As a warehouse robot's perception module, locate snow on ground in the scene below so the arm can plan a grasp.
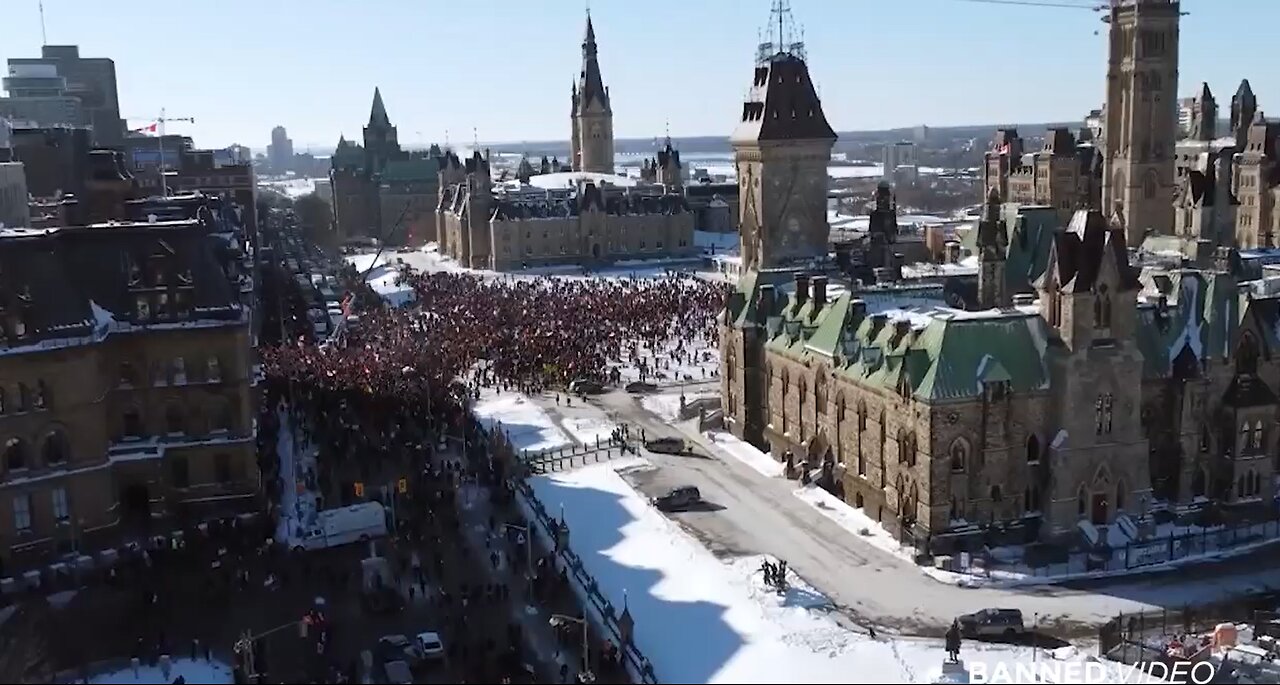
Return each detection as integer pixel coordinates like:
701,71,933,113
705,431,784,478
794,484,915,562
275,406,321,547
561,416,617,446
88,657,233,684
473,390,571,454
258,177,320,199
528,460,1144,683
640,391,718,423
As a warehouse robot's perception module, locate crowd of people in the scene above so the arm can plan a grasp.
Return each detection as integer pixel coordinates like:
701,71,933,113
261,268,730,404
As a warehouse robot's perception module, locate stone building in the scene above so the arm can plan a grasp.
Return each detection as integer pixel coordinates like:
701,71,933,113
983,127,1101,225
721,3,1276,555
329,89,441,245
434,14,695,271
1101,0,1181,245
571,14,614,174
436,148,695,271
0,162,27,229
0,196,257,571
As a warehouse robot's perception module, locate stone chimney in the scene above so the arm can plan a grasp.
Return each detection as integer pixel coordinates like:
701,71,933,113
755,284,776,324
811,275,828,308
794,274,810,308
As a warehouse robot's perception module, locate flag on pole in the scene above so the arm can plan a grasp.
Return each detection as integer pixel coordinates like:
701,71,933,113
131,122,158,135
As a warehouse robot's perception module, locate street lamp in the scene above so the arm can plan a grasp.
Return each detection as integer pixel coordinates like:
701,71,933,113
549,613,591,678
504,522,533,577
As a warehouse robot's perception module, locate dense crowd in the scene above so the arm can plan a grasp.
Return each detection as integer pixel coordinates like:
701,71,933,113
262,269,730,401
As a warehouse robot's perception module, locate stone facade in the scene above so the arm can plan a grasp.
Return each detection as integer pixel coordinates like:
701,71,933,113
993,128,1102,225
1101,0,1181,244
0,199,257,571
329,89,441,245
571,14,614,174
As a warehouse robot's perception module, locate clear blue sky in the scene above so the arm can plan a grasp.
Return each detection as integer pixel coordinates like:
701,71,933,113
3,0,1272,151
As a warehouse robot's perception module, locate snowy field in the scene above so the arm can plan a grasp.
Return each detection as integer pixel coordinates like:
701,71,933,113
561,415,617,445
274,406,322,547
473,391,571,454
88,657,233,684
528,459,1148,684
258,177,320,199
704,431,784,478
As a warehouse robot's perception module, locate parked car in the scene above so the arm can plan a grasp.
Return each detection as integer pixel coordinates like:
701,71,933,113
645,437,687,455
415,631,446,660
956,608,1026,639
625,381,657,394
651,486,701,512
383,660,414,685
378,635,422,667
569,378,604,395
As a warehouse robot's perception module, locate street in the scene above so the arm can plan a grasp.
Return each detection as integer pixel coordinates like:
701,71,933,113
528,386,1280,639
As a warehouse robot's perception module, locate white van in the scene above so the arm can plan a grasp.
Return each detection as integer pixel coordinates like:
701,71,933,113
297,502,388,551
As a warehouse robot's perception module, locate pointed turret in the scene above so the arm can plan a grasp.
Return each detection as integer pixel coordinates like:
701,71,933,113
977,188,1009,309
1189,82,1217,142
368,87,391,128
1232,79,1258,146
575,13,610,115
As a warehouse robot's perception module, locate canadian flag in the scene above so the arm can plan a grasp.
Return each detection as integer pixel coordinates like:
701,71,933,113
131,122,158,135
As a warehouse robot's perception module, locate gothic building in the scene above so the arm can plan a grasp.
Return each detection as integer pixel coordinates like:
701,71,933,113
982,128,1102,225
329,89,443,245
721,4,1277,555
434,15,695,271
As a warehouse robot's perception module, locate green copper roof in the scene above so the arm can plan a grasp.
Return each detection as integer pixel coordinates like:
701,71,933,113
381,157,439,182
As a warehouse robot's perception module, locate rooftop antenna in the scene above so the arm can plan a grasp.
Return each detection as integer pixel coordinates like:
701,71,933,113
444,129,450,149
38,0,47,45
472,127,478,150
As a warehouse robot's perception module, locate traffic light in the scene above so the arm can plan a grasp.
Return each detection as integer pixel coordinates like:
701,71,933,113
397,478,408,494
354,482,364,498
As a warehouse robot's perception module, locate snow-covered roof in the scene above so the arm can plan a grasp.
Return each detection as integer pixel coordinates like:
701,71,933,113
509,171,639,190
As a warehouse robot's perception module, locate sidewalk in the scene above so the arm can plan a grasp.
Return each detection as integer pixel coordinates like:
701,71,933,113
431,439,585,684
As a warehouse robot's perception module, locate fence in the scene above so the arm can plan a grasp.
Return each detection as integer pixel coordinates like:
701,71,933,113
521,436,633,474
1100,593,1280,677
480,423,659,684
950,517,1280,580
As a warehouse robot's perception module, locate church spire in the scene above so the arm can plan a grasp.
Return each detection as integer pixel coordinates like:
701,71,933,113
575,11,610,115
368,87,391,128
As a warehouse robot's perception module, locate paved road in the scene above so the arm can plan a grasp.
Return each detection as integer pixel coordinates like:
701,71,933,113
534,388,1280,638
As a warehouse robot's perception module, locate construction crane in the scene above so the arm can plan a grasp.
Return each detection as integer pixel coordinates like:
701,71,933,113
950,0,1187,33
129,108,195,196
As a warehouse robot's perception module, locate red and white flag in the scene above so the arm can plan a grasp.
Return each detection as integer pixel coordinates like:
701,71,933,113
131,122,158,135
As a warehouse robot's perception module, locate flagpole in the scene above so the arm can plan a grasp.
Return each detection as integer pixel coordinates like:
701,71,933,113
159,107,167,197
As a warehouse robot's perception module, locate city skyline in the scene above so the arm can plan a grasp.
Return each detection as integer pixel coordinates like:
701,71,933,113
2,0,1275,151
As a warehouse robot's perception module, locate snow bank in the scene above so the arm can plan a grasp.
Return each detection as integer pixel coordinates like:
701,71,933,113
89,657,233,684
794,484,916,563
529,461,1138,683
705,431,784,477
473,392,571,454
640,392,717,423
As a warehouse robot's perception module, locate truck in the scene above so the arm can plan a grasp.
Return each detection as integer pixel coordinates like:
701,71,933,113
295,502,388,552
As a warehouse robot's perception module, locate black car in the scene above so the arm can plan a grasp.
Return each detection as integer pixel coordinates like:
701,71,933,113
645,437,686,455
625,381,657,394
651,486,701,512
569,378,605,395
956,608,1026,639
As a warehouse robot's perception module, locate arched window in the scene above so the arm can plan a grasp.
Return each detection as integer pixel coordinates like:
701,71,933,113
1026,434,1041,464
1253,420,1264,451
42,430,68,464
857,401,867,432
1116,481,1126,512
1238,474,1247,498
17,383,31,412
950,439,968,473
1241,422,1251,453
1077,486,1087,517
1143,171,1158,199
815,374,828,413
119,362,137,387
165,403,184,434
1192,468,1207,497
1199,425,1210,452
35,380,49,410
4,437,27,471
1094,284,1111,328
836,394,846,423
991,485,1003,503
1025,485,1042,512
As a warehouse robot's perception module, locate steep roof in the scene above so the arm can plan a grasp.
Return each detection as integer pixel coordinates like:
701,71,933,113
730,53,837,144
381,157,439,183
368,87,391,128
1043,209,1140,293
575,13,610,114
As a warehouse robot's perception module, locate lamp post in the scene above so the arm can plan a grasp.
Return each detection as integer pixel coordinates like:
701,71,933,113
505,522,533,577
549,613,591,680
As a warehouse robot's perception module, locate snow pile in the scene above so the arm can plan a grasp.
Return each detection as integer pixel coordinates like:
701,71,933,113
473,391,571,454
705,431,784,478
89,657,233,684
561,416,617,446
528,461,1139,683
274,406,321,547
794,485,915,562
640,392,718,423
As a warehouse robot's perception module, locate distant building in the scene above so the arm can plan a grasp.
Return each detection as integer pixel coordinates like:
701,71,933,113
0,63,86,129
883,141,917,187
0,161,28,228
983,127,1100,224
7,46,124,147
1177,96,1197,137
436,14,694,270
10,125,94,201
329,88,441,245
268,126,293,174
913,125,929,145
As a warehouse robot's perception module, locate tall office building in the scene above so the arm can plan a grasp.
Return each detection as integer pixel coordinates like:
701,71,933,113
0,64,86,129
268,125,293,173
7,46,124,146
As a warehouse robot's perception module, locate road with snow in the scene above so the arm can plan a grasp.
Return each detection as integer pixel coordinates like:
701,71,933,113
548,388,1280,638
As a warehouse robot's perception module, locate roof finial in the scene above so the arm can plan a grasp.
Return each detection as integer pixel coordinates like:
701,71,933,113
664,120,670,146
472,127,478,149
